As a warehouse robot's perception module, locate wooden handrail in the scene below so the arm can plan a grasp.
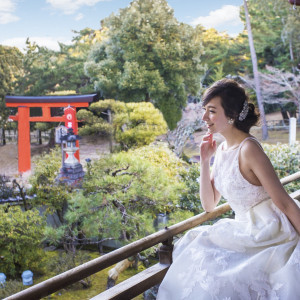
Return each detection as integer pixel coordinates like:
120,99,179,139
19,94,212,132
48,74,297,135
280,171,300,185
90,263,170,300
5,171,300,300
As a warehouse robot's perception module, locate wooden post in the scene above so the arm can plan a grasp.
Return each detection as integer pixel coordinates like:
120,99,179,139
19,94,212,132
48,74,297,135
18,106,31,173
159,237,173,265
1,128,6,145
289,117,296,146
108,109,113,153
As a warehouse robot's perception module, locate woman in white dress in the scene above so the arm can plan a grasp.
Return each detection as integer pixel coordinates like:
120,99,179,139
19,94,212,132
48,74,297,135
157,79,300,300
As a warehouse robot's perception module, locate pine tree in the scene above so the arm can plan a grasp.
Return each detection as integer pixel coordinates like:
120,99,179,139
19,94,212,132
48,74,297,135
0,45,23,144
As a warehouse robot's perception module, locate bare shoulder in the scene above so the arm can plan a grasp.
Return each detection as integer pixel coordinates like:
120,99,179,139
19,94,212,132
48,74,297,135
240,138,265,155
240,138,270,166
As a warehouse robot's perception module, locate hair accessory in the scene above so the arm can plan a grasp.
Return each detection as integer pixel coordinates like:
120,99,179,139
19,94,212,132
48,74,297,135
238,101,249,121
228,118,234,125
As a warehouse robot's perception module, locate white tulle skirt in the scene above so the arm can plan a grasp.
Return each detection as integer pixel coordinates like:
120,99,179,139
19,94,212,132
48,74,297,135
157,199,300,300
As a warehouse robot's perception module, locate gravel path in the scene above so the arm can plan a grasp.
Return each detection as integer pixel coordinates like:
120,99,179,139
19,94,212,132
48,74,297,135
0,136,111,178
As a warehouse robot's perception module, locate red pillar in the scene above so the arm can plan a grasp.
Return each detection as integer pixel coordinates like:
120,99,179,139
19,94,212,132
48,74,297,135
18,106,31,173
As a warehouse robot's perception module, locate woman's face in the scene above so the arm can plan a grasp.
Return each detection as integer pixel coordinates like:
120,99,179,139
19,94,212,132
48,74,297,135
202,96,231,134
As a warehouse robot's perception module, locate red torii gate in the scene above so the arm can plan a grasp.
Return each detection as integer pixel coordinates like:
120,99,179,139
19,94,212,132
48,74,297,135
5,94,98,174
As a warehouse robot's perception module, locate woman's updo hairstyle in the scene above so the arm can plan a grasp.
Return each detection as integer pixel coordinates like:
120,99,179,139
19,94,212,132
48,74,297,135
202,78,259,133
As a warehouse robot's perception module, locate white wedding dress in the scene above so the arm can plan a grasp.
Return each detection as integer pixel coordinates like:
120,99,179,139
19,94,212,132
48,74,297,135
157,137,300,300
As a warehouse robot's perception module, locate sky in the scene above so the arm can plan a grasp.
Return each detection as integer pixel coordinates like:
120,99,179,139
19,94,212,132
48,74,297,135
0,0,244,52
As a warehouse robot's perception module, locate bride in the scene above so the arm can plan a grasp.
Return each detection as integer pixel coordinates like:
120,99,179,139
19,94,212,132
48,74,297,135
157,79,300,299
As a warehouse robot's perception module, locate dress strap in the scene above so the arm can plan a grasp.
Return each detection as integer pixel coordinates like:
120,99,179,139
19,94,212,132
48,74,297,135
238,137,263,151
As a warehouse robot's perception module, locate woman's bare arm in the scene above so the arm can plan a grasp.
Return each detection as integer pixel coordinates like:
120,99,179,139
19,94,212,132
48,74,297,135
199,133,221,212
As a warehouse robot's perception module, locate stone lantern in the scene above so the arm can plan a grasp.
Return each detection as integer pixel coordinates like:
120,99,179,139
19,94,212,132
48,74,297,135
56,128,85,186
64,129,80,166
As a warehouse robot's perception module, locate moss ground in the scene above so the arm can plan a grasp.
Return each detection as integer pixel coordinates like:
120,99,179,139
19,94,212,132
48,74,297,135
34,251,146,300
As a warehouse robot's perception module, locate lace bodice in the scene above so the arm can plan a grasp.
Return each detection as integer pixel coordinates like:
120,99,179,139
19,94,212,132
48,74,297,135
213,137,269,213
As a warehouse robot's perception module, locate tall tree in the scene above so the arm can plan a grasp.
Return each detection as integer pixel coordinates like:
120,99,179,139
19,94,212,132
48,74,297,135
0,45,23,144
243,0,268,140
280,5,300,73
197,27,249,83
17,28,104,96
85,0,204,129
240,0,300,72
53,28,105,94
17,39,59,95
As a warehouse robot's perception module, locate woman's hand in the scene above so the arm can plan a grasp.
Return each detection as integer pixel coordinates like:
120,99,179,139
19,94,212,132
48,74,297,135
200,132,216,163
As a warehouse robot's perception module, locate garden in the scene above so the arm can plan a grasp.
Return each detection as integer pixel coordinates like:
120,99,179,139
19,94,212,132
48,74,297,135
0,0,300,299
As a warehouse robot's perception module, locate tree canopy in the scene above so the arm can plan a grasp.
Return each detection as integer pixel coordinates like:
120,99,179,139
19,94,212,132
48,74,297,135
240,0,300,72
0,45,23,129
17,29,105,96
77,99,168,149
85,0,204,129
0,205,45,277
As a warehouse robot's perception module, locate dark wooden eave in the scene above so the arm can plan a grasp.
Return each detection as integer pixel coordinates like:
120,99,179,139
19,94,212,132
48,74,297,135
5,94,98,104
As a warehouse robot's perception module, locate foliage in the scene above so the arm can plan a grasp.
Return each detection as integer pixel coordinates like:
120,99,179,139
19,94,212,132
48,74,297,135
29,146,72,223
0,205,45,277
240,0,300,71
48,28,105,95
166,209,195,227
0,249,146,300
16,28,105,96
0,45,23,129
85,0,204,129
132,142,185,178
16,39,60,95
0,175,15,199
82,148,184,229
259,65,299,111
263,142,300,177
178,163,202,214
263,141,300,192
44,146,185,250
209,63,225,83
197,27,249,83
46,251,93,289
34,122,53,132
241,65,299,118
0,280,25,299
113,102,168,149
0,175,31,210
77,99,168,150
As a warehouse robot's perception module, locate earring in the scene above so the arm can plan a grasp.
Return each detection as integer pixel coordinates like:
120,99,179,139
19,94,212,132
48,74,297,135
228,118,234,125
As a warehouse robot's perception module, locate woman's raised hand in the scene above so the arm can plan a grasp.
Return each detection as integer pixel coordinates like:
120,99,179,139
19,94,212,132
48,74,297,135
200,132,217,163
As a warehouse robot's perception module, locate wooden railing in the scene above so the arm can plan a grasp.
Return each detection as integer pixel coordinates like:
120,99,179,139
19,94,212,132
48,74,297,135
6,171,300,300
